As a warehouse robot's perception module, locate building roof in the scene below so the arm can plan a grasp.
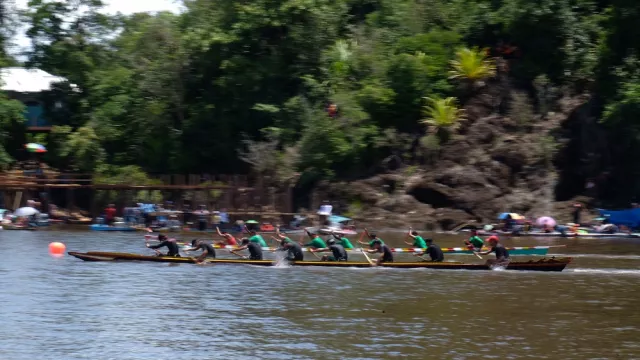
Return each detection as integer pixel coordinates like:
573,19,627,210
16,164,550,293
0,67,78,93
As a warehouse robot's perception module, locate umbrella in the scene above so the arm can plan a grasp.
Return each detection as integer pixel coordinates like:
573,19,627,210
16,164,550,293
14,207,39,217
536,216,556,228
498,213,511,220
24,143,47,153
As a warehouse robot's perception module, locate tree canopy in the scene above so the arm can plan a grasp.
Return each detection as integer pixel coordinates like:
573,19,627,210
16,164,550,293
0,0,639,203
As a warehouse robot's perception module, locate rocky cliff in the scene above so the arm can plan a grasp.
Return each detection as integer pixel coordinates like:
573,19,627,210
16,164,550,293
322,76,595,230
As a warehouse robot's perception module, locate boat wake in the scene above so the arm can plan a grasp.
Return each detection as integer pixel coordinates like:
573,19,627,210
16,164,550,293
569,268,640,276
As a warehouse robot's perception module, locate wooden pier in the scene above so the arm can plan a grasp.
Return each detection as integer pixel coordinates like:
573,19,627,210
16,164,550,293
0,172,298,221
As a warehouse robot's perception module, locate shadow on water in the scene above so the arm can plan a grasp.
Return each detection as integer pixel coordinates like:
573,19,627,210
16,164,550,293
0,230,639,359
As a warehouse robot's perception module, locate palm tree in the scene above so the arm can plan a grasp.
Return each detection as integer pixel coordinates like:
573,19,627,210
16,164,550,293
420,97,466,141
449,47,496,83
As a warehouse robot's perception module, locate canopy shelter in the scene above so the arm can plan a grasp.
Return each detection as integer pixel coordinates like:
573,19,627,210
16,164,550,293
598,208,640,228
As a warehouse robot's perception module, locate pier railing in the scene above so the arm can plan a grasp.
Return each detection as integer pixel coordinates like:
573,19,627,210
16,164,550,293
0,172,297,218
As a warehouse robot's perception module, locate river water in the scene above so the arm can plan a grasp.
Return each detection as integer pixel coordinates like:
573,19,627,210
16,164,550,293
1,230,639,359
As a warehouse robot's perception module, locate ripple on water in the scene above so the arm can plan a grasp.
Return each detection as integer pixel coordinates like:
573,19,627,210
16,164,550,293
1,231,640,359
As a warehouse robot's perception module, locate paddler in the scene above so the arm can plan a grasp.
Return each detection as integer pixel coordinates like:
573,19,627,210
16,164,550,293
405,227,427,248
146,234,181,257
281,240,304,261
476,236,510,266
301,229,327,249
331,232,354,249
248,230,268,247
184,239,216,263
274,226,294,246
417,238,444,262
366,239,393,265
359,228,385,247
310,238,348,261
215,226,238,246
230,238,263,260
465,229,485,251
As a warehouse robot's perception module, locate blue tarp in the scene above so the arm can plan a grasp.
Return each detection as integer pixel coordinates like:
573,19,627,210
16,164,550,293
329,215,351,223
598,208,640,228
498,213,510,220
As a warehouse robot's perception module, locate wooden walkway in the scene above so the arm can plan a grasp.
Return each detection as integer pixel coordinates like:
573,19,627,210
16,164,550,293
0,172,299,218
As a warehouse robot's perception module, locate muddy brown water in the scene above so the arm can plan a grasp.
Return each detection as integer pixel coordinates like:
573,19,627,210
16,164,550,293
0,230,639,359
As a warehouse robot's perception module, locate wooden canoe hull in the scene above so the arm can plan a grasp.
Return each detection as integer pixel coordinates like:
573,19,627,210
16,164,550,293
68,252,571,271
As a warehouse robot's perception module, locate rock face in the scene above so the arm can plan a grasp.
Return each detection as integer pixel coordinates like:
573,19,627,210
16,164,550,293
323,81,591,230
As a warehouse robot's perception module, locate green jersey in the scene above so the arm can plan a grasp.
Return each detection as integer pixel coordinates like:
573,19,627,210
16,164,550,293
413,236,427,248
304,237,327,248
249,234,268,247
468,236,484,248
339,237,354,249
369,239,385,247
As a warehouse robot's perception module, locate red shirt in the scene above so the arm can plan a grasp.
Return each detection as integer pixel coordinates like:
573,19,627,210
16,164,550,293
105,207,116,220
224,234,237,246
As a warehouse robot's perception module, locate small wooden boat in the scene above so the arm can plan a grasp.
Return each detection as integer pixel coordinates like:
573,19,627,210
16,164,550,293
1,224,37,230
89,224,136,232
68,251,571,271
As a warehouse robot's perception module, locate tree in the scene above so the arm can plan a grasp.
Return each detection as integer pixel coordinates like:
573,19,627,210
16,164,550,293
420,96,465,142
0,94,25,168
449,47,496,84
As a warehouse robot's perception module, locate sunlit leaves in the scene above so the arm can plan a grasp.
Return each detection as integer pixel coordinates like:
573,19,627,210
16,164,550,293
420,96,465,139
449,47,496,82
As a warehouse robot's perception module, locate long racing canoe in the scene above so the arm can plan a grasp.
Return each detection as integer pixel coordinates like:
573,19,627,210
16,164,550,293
142,237,563,256
68,251,571,271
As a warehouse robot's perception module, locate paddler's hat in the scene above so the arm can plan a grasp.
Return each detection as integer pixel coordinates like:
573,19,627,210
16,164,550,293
370,239,382,247
487,235,499,243
241,238,250,245
425,238,433,243
368,232,377,239
327,238,336,245
158,234,167,241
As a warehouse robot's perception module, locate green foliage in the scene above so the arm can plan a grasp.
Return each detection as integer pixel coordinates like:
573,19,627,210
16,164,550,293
93,165,161,185
421,97,465,140
449,47,496,82
0,0,634,204
509,92,536,129
0,93,26,168
52,125,105,172
536,135,559,169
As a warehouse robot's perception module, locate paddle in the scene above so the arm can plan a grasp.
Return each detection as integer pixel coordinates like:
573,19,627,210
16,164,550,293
355,231,374,266
361,247,375,266
413,253,431,262
228,249,248,260
472,251,483,260
309,248,322,260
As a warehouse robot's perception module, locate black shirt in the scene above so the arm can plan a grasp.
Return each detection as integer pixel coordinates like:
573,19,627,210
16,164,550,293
378,245,393,262
247,242,263,260
426,243,444,262
194,242,216,258
329,244,348,261
491,244,510,259
286,242,304,261
149,240,180,257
